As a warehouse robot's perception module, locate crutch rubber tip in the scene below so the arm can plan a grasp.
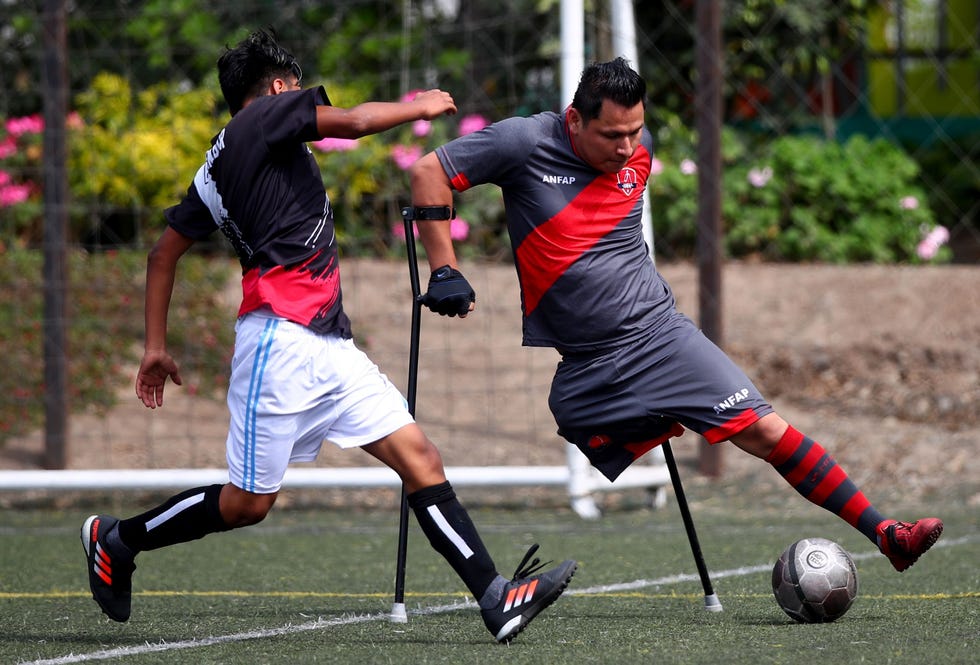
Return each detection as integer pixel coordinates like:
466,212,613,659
390,602,409,623
704,593,723,612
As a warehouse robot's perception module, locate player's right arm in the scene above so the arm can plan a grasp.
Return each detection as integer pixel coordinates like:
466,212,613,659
407,151,477,318
136,226,195,409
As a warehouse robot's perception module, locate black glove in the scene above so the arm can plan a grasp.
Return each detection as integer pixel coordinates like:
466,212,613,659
421,265,475,317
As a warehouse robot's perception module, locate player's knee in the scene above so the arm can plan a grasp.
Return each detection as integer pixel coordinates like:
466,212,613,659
220,487,277,527
731,412,788,458
395,435,447,491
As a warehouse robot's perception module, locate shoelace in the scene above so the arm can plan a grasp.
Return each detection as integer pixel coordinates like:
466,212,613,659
511,543,552,580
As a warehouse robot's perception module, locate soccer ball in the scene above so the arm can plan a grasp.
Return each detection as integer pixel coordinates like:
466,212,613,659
771,537,858,623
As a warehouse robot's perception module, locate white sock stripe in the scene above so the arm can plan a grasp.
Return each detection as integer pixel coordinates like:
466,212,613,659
426,505,475,559
146,493,206,532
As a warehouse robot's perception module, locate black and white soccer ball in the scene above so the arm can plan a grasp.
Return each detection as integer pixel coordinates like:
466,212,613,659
771,537,858,623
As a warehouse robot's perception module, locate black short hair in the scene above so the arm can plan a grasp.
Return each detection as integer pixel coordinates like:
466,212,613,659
571,57,646,123
217,29,302,115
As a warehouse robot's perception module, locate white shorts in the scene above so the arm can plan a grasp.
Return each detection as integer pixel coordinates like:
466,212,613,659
225,311,414,493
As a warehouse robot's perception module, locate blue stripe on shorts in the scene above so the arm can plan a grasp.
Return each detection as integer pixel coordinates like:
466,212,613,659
243,318,279,492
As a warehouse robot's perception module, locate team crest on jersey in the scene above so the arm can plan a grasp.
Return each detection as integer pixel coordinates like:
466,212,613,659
616,167,639,196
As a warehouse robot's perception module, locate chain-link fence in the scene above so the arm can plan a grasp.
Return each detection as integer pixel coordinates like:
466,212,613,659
1,1,977,481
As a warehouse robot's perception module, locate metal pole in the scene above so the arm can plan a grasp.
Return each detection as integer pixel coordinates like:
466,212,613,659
695,0,724,477
391,208,425,624
609,0,656,259
41,0,69,470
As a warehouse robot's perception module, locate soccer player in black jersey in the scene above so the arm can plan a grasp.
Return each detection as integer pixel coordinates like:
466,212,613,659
81,29,575,643
409,57,942,575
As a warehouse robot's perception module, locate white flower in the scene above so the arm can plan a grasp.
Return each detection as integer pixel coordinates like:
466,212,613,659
900,195,919,210
748,166,773,188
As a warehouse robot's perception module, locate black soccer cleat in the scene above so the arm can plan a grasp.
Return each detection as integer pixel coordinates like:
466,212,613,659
81,514,136,622
480,544,577,643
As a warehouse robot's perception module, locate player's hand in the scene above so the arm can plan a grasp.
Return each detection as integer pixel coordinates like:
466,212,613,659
421,265,475,317
135,349,183,409
411,89,457,118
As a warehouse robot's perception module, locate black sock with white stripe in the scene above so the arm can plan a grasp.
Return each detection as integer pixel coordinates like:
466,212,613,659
116,484,231,553
407,481,500,602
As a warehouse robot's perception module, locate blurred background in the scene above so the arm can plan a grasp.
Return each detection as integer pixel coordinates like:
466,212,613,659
0,1,977,489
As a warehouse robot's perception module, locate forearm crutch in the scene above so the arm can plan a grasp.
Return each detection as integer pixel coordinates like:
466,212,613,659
390,207,425,623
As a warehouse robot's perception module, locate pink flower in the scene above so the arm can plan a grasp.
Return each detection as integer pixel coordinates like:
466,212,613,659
916,225,949,260
899,195,919,210
66,111,84,129
450,217,469,241
5,114,44,137
0,183,32,207
391,221,417,241
0,137,16,159
0,171,9,187
400,89,423,104
650,157,664,176
748,166,773,188
459,114,489,136
392,217,468,242
391,144,422,170
311,137,359,152
412,119,431,137
680,158,697,175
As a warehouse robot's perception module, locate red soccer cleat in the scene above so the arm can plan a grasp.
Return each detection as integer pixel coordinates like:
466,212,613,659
876,518,944,572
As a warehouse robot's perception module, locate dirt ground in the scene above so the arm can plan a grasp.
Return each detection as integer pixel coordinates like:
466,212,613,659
4,259,979,510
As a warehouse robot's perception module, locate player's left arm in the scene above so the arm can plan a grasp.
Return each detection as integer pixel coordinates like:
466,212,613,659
315,89,456,139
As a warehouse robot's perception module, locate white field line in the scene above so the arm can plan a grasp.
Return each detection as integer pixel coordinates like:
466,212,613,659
19,535,974,665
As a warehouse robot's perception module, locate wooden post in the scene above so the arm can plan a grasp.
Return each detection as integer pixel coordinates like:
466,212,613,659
695,0,724,477
41,0,69,469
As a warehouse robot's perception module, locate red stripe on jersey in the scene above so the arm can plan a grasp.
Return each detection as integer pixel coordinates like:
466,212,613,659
450,172,471,191
239,251,340,326
514,146,650,316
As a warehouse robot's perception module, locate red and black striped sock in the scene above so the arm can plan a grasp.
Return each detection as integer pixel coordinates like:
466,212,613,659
766,426,883,543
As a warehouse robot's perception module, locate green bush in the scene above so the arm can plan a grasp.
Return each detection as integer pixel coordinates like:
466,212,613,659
649,119,946,263
0,249,235,444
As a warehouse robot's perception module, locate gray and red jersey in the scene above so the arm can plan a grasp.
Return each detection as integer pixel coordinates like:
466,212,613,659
435,110,675,354
165,86,351,338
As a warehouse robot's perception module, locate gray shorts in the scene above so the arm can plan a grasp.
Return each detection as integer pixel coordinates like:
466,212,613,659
548,313,772,480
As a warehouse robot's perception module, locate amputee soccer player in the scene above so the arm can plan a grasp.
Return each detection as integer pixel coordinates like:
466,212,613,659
80,29,575,643
407,57,942,573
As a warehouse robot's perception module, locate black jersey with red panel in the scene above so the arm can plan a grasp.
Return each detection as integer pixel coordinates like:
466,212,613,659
435,110,675,354
165,86,351,338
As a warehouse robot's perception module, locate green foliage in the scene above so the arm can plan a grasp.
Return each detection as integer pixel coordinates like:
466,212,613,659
69,73,222,227
0,74,223,249
911,130,980,234
0,249,234,444
650,117,941,263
